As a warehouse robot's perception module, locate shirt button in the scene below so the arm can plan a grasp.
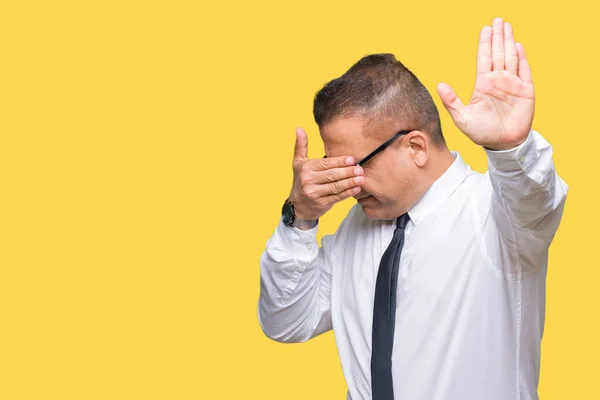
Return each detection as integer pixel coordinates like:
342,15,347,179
306,243,313,250
519,155,526,163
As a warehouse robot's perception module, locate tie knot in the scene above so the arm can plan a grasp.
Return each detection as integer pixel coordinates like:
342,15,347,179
396,212,410,229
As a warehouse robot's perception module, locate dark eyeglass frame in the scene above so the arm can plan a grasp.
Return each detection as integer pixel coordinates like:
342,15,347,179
324,130,412,167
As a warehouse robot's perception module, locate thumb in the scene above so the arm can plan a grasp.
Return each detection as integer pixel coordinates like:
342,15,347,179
436,82,466,128
294,127,309,160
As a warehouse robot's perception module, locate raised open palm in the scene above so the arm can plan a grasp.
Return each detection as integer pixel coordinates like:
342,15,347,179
436,18,535,151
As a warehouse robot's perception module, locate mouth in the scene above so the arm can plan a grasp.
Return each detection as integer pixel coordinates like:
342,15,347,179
356,195,372,204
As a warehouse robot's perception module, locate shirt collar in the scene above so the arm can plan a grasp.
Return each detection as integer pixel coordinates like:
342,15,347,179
407,151,470,226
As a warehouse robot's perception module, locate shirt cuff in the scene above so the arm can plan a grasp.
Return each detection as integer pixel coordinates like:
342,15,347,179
484,129,536,172
267,218,319,265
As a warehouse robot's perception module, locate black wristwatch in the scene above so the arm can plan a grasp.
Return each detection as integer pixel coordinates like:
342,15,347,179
282,199,318,229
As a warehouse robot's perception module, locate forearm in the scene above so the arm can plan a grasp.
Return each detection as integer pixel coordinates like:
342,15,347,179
258,220,333,343
486,130,568,246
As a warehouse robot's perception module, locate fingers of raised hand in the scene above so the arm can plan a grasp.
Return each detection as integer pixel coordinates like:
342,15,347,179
479,18,530,82
504,22,518,74
516,42,533,83
492,17,505,71
477,25,492,75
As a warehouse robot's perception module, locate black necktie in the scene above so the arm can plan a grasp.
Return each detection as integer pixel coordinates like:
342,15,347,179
371,213,410,400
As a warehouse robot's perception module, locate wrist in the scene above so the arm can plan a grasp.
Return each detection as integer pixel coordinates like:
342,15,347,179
282,198,319,230
484,141,525,151
483,130,533,152
291,218,318,230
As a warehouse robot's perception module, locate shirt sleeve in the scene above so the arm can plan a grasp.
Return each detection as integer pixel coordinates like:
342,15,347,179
257,217,339,343
484,129,569,271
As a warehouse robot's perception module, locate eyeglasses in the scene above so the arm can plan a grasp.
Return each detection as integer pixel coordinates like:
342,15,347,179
324,130,411,167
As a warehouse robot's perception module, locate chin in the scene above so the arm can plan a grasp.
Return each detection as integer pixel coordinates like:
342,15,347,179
360,204,394,220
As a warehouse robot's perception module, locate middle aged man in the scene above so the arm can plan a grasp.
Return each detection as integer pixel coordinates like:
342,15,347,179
258,17,568,400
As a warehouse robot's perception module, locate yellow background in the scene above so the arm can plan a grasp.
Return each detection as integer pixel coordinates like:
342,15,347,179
0,0,596,399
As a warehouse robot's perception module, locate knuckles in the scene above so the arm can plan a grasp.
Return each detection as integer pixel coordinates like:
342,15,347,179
317,159,329,170
290,158,353,216
299,175,311,187
330,181,341,195
325,169,337,182
299,162,312,173
305,188,318,201
314,196,330,209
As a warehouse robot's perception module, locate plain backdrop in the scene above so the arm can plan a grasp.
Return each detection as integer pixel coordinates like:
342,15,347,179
0,1,597,399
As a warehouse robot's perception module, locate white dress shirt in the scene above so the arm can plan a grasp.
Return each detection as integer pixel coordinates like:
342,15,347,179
258,130,568,400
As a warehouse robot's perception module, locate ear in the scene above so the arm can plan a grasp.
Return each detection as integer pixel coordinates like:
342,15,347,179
405,131,429,167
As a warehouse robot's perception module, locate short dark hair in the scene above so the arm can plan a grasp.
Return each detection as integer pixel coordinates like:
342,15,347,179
313,53,445,147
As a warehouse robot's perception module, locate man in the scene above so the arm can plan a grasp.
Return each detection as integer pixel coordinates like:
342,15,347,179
258,17,568,400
